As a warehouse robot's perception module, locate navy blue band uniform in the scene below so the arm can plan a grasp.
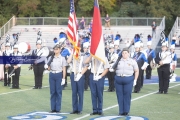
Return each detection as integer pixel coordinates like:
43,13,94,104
155,50,172,94
3,43,12,87
32,47,46,89
9,51,22,89
132,51,148,93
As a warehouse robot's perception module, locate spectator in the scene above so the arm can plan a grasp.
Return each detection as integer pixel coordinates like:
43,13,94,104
151,21,157,38
79,16,85,30
104,14,111,30
89,19,93,33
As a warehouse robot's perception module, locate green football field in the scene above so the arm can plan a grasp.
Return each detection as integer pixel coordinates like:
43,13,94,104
0,65,180,120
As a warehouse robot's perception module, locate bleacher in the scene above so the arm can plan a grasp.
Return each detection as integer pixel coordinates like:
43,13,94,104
1,25,161,51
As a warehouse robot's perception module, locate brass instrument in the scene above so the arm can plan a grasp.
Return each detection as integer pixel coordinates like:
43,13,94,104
150,60,157,69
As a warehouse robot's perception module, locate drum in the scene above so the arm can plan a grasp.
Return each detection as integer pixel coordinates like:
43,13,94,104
18,42,31,53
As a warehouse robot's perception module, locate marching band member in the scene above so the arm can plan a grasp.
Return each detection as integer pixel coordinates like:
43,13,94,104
145,35,156,79
9,44,22,89
32,40,46,89
169,40,177,82
59,38,70,88
114,48,139,116
107,43,118,92
67,42,89,114
155,41,172,94
139,41,147,88
0,43,4,81
45,44,67,113
114,40,121,54
3,42,12,86
85,55,110,115
131,39,148,93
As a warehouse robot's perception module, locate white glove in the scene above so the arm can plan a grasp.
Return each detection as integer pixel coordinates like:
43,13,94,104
109,68,114,72
75,73,82,81
133,80,137,86
61,79,65,85
94,75,102,81
44,64,48,69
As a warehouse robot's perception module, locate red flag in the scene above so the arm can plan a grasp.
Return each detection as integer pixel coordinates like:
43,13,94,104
90,0,105,63
67,0,80,59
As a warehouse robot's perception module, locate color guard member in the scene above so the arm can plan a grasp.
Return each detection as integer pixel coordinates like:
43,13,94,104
67,42,89,114
114,48,139,116
45,44,67,113
85,55,109,115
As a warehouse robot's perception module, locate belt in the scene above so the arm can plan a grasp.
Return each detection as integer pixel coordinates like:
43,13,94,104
50,70,61,73
91,72,102,75
116,74,132,77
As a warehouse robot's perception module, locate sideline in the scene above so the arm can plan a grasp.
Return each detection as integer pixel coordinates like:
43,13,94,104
74,83,180,120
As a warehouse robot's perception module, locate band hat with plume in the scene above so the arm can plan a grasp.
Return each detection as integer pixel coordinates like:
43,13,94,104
13,44,19,49
83,42,90,48
5,42,10,47
36,40,42,45
170,39,176,49
134,34,141,48
147,35,152,46
109,43,115,48
161,37,168,47
140,41,144,47
114,40,119,46
59,37,66,43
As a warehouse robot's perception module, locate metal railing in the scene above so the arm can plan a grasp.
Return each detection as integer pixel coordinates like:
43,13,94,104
0,16,15,37
15,17,162,26
168,17,179,42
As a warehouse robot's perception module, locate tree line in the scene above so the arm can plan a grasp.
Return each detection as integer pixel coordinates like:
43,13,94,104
0,0,180,34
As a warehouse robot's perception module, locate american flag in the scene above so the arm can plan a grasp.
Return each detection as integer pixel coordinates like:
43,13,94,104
67,0,80,59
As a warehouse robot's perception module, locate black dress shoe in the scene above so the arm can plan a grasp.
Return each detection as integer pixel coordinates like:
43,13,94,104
98,112,104,115
33,87,38,89
119,113,125,116
124,112,129,116
77,111,82,114
156,91,163,94
133,91,139,93
70,111,78,114
49,110,56,113
90,112,98,115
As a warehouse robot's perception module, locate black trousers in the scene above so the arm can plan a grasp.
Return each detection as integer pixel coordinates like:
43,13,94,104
146,65,152,79
84,69,91,90
4,66,11,86
141,70,144,87
134,67,143,92
107,71,115,91
157,64,170,93
33,64,44,87
11,66,21,88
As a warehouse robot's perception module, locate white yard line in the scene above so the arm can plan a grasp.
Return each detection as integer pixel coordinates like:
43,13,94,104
0,86,49,96
74,83,180,120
